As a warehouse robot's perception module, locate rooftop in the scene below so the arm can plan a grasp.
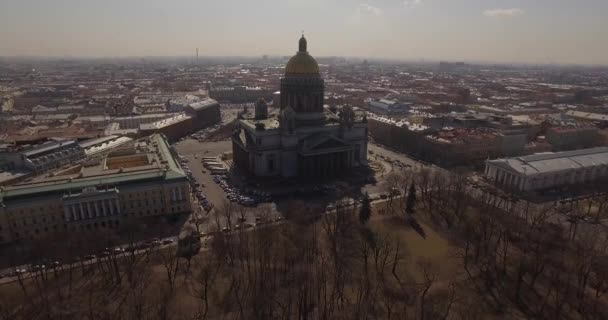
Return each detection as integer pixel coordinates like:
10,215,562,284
81,135,133,157
22,140,79,158
0,134,186,202
488,147,608,176
188,98,219,111
140,113,192,130
368,113,429,131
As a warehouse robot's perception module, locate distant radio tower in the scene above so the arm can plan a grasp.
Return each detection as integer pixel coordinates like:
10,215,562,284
196,48,199,61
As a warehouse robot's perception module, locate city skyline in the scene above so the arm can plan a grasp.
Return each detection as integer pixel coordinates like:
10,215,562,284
1,0,608,65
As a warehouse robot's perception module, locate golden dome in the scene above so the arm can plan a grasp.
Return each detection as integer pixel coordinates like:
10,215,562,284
285,35,320,76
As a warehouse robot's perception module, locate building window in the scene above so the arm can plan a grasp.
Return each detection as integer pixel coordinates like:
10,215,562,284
267,156,275,172
256,138,262,145
355,144,361,162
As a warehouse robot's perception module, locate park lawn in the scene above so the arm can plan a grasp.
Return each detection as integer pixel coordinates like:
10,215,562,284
370,215,461,283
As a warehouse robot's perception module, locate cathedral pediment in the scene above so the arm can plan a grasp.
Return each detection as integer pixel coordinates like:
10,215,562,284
301,134,352,153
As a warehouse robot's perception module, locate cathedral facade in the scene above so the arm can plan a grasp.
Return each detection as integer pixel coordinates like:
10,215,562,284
231,36,368,179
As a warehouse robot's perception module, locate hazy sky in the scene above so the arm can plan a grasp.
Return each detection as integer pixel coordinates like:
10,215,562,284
1,0,607,64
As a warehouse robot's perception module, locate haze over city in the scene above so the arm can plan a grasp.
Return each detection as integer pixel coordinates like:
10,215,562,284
1,0,608,65
3,1,608,319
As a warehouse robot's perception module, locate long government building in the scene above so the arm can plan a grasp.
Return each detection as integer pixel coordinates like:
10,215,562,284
0,134,191,244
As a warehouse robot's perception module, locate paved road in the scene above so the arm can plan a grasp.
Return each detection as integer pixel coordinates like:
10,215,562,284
0,194,401,285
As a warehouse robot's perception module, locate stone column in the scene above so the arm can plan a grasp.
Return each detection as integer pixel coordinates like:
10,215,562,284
87,202,93,219
79,203,85,220
102,199,108,216
115,199,121,214
94,201,100,217
64,205,71,222
109,200,115,216
72,204,78,221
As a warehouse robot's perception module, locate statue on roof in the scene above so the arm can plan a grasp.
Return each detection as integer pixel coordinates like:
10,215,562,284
339,105,355,129
280,105,296,134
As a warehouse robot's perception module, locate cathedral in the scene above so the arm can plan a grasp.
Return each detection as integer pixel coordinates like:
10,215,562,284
232,35,368,179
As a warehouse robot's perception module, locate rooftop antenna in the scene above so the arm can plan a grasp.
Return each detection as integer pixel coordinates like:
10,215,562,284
196,48,199,62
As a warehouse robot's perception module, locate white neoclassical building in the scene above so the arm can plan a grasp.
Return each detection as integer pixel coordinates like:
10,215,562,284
485,147,608,192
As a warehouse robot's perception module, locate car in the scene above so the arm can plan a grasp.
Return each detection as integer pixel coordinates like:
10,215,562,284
83,254,96,260
113,247,125,254
31,264,45,272
243,223,254,229
137,243,151,250
125,246,136,252
237,217,246,222
162,239,174,245
222,227,231,233
11,268,27,276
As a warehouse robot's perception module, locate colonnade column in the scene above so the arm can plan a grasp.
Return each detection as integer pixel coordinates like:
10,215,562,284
102,199,108,217
72,204,78,221
79,203,85,220
64,205,72,222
